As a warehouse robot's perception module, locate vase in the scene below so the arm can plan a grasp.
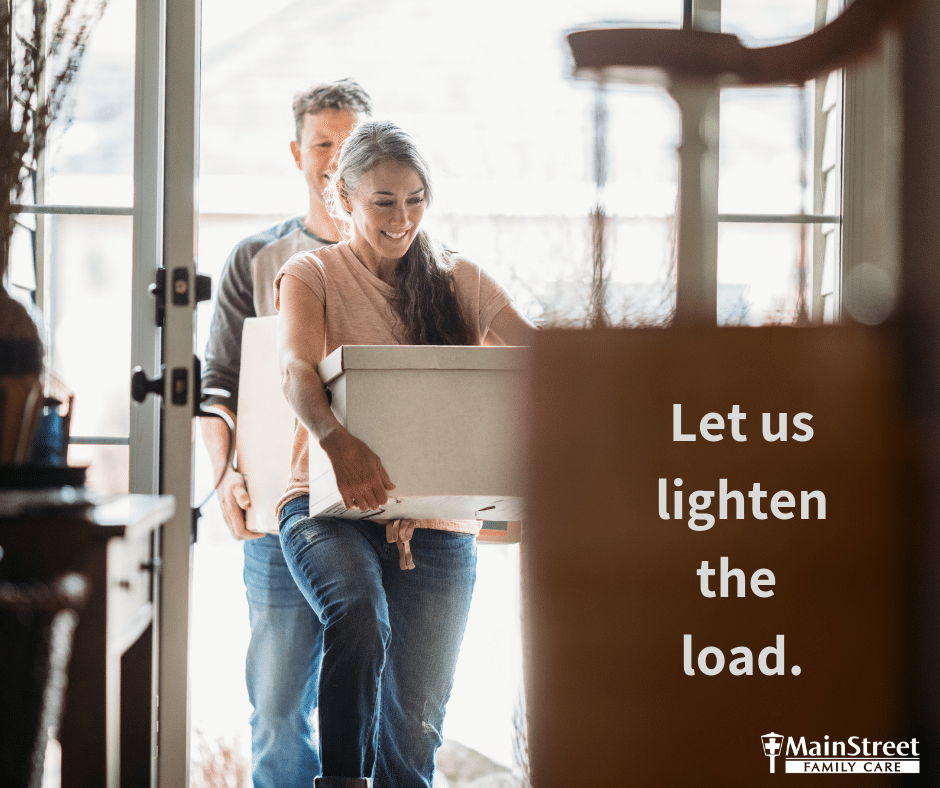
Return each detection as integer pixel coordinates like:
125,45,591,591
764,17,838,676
0,285,44,464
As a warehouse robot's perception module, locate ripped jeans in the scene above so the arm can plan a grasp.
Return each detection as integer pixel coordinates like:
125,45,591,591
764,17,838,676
278,496,477,788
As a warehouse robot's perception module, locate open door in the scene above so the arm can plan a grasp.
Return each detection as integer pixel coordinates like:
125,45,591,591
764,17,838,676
129,0,202,784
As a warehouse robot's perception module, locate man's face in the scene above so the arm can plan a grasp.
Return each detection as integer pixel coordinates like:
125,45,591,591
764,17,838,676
290,108,361,203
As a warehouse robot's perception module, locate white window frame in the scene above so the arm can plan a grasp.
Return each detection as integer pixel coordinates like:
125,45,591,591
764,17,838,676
839,32,901,324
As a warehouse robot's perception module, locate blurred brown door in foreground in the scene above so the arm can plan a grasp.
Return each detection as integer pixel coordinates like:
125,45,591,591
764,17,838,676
523,326,907,786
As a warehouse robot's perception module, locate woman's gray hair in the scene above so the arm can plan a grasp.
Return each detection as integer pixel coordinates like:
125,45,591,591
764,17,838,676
328,121,433,226
327,120,472,346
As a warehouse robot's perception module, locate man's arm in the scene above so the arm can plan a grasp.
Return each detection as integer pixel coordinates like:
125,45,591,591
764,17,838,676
203,238,259,414
202,237,264,539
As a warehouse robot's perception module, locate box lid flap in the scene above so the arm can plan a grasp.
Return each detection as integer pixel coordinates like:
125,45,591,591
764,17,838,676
317,345,528,384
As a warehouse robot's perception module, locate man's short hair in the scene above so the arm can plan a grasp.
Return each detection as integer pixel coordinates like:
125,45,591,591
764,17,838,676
292,79,372,141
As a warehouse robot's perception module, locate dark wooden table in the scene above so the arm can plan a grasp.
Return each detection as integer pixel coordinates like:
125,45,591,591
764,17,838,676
0,492,174,788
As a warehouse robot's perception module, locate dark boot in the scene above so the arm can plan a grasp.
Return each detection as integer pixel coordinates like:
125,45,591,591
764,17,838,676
314,778,371,788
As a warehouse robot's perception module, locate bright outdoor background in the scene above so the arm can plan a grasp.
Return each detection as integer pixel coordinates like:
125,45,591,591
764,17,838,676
15,0,830,783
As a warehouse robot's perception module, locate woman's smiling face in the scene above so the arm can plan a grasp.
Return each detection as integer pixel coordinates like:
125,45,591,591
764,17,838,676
341,158,426,273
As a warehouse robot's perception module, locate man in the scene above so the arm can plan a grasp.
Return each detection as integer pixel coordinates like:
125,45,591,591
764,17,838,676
201,79,372,788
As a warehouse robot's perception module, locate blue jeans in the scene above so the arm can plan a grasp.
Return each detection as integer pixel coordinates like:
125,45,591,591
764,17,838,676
244,532,324,788
279,496,477,788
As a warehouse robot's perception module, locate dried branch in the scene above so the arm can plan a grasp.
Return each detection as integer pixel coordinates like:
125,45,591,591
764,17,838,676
1,0,108,278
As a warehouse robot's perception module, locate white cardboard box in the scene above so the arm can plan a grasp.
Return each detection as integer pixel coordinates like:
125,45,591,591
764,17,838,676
235,316,527,535
310,344,527,522
234,317,297,534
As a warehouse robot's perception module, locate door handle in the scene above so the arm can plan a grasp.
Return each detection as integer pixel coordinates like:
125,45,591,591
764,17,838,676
130,366,164,403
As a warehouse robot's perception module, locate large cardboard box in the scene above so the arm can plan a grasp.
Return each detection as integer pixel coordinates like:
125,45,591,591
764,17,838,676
310,344,527,522
235,316,527,534
234,317,296,534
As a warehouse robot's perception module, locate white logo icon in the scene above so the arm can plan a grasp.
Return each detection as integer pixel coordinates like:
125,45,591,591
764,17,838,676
762,732,784,773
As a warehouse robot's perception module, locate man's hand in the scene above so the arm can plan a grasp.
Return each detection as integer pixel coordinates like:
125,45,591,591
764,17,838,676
218,466,264,540
200,404,264,540
321,427,395,512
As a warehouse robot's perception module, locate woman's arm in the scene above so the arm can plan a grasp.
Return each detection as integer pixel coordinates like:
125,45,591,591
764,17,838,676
277,273,395,511
485,302,537,346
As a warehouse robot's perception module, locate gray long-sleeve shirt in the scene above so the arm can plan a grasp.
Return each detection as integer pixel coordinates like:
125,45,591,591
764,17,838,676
202,216,332,413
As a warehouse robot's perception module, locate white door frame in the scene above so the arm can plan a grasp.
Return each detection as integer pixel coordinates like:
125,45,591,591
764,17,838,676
132,0,201,784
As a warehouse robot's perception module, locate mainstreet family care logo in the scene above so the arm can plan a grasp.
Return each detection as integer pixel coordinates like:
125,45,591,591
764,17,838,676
761,732,920,774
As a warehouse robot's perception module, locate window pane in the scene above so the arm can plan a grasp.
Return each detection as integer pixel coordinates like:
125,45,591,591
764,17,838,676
198,0,682,329
8,218,37,293
44,0,136,207
604,86,679,325
607,86,680,215
721,0,818,44
717,222,811,325
606,217,676,325
68,444,129,496
718,87,810,215
49,215,133,440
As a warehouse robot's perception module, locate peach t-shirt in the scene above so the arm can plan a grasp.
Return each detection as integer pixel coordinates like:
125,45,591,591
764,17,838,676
272,240,512,534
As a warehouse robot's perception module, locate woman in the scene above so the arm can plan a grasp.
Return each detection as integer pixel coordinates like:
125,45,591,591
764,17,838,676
274,120,534,788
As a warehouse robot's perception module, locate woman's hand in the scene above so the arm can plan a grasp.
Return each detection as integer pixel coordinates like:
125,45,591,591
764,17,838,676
320,427,396,511
279,274,395,511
